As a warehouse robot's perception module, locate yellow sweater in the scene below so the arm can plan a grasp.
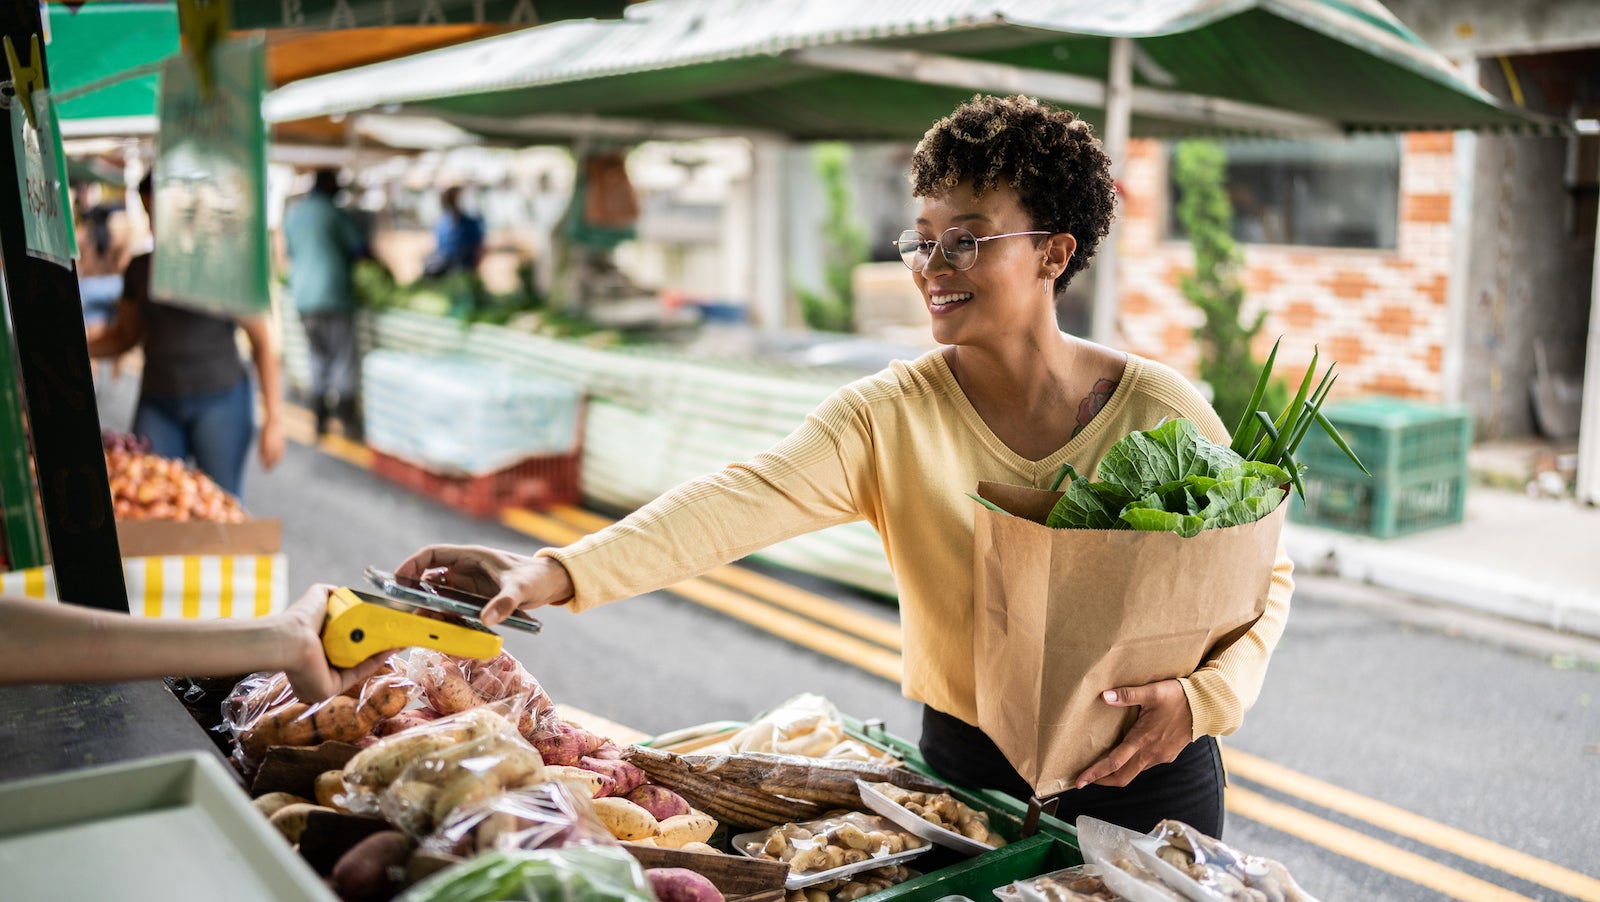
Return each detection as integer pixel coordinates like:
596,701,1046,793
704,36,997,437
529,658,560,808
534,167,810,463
544,350,1294,739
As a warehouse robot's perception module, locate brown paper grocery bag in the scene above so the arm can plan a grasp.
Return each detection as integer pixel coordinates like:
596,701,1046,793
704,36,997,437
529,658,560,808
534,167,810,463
972,481,1287,798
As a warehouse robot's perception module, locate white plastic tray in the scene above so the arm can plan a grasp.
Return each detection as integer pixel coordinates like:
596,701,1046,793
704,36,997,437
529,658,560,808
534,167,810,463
856,779,997,857
0,752,335,901
1073,816,1186,902
733,816,929,890
1132,838,1230,902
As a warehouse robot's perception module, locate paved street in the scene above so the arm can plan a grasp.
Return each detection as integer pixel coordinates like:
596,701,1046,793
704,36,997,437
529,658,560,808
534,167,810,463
240,432,1600,901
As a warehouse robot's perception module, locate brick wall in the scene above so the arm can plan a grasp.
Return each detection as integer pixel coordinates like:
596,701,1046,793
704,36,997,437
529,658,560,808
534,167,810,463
1115,134,1457,402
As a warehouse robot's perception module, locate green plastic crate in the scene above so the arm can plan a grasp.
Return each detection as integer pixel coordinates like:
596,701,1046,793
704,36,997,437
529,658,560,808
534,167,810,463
858,834,1082,902
1292,397,1471,538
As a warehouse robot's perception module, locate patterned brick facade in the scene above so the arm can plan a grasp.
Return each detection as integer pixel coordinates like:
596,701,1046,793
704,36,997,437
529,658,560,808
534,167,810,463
1115,134,1457,401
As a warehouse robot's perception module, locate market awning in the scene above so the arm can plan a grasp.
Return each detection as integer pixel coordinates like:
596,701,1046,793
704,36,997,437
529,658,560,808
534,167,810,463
263,0,1561,141
43,0,630,138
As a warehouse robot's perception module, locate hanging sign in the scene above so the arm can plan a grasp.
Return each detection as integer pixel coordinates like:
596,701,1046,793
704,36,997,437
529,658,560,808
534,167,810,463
152,34,269,316
6,39,74,268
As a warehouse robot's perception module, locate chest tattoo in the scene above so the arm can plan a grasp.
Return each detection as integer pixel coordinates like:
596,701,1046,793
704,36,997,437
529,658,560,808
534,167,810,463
1070,378,1119,438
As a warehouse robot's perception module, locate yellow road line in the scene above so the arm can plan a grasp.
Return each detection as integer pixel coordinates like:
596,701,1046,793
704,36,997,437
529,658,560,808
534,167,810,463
1225,748,1600,901
545,505,903,651
318,434,373,469
1227,786,1536,902
499,508,903,683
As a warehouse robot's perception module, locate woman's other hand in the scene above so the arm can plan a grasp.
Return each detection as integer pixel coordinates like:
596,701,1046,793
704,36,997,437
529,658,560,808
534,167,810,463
1072,678,1195,789
275,584,393,702
396,544,574,625
258,413,286,470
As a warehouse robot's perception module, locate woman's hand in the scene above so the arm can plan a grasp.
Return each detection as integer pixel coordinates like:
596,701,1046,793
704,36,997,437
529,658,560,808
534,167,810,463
258,414,286,470
1072,678,1194,789
273,585,393,702
396,544,574,625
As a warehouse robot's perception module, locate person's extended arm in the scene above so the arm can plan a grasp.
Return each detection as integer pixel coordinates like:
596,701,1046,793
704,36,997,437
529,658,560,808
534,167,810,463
239,315,285,469
0,585,391,702
400,393,870,624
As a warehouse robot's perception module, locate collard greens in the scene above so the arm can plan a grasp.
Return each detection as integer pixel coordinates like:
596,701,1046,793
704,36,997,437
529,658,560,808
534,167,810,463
1045,419,1289,537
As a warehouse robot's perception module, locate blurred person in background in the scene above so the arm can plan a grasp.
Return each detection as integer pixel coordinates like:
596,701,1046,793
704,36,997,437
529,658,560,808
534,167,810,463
88,173,285,501
423,184,484,277
283,168,367,440
72,180,132,365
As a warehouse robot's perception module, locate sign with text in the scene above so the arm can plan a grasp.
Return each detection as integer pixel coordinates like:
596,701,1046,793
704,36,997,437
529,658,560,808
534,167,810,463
232,0,627,29
153,36,269,316
9,87,74,268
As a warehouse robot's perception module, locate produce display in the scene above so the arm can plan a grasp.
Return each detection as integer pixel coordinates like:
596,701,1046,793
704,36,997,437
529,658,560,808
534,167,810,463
213,648,1318,902
103,429,247,522
680,693,899,764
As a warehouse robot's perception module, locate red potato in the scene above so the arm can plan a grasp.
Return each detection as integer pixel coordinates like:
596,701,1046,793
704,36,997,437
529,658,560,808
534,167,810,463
578,756,646,797
587,743,624,760
646,868,725,902
623,784,691,821
529,722,604,766
378,708,443,737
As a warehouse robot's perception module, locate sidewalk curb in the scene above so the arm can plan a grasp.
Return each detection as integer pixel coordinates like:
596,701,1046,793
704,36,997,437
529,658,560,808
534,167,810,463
1283,525,1600,641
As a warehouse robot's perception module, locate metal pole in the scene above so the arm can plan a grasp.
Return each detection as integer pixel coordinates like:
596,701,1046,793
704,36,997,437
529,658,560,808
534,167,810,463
1575,195,1600,506
750,137,788,332
0,2,127,608
1090,37,1132,346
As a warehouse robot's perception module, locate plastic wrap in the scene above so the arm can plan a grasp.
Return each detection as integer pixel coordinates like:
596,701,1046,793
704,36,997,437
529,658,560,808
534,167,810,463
407,649,561,743
338,705,548,838
735,812,928,888
1143,820,1321,902
778,863,921,902
699,694,892,763
425,779,620,858
222,654,417,774
998,866,1118,902
394,846,656,902
858,780,1006,852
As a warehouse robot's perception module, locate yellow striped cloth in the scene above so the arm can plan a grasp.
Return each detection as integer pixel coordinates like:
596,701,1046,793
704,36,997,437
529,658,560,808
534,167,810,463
1,555,287,617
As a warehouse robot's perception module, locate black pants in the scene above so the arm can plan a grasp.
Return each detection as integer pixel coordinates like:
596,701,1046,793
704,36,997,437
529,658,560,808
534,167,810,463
919,705,1226,838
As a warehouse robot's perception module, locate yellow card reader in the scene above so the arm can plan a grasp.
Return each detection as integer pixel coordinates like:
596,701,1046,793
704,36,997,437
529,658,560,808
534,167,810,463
322,586,504,668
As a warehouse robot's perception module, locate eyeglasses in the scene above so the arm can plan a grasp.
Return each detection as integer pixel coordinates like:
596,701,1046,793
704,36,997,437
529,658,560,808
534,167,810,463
893,227,1052,273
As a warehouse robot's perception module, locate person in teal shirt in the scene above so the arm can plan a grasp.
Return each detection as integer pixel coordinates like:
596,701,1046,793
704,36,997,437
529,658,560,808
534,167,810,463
284,169,367,439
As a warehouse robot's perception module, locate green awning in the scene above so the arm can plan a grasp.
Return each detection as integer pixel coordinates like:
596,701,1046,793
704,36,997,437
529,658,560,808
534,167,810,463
264,0,1560,141
47,2,178,136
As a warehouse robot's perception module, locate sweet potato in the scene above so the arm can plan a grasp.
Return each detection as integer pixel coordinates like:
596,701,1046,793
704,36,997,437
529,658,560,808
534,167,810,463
655,812,717,849
545,765,609,798
331,829,412,902
313,696,367,743
529,721,604,767
623,784,691,821
345,730,460,788
485,743,547,788
578,756,646,797
377,708,442,737
315,770,348,811
267,802,332,844
362,681,412,719
251,791,313,818
421,658,479,714
646,867,726,902
244,701,318,757
431,770,502,827
593,796,658,841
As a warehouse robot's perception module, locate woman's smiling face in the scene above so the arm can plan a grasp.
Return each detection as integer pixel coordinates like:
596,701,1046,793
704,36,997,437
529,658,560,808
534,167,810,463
912,180,1059,347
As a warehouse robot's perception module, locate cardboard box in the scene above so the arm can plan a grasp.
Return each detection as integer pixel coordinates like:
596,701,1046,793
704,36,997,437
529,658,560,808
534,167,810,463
115,518,281,557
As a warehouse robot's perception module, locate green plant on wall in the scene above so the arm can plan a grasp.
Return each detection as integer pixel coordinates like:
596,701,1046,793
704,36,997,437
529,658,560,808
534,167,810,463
1172,140,1285,432
796,143,866,333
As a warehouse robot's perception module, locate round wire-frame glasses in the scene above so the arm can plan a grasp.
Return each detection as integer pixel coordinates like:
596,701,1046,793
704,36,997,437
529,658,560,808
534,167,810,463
893,227,1052,272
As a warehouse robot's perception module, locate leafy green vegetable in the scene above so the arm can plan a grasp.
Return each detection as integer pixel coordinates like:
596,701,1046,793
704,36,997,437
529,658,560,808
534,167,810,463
1039,419,1291,537
396,847,656,902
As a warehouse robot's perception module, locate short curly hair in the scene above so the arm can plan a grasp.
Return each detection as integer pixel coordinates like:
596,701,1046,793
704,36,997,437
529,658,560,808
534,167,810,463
910,94,1116,288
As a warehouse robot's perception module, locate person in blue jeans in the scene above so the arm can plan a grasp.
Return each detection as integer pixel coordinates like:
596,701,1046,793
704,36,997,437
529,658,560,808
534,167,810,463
88,174,284,500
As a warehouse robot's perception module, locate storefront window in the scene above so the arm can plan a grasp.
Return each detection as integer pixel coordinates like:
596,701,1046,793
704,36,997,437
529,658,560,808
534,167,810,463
1168,136,1401,249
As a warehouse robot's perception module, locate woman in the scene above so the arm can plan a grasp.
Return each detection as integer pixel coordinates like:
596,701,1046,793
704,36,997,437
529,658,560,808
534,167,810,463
89,173,285,499
398,95,1293,837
